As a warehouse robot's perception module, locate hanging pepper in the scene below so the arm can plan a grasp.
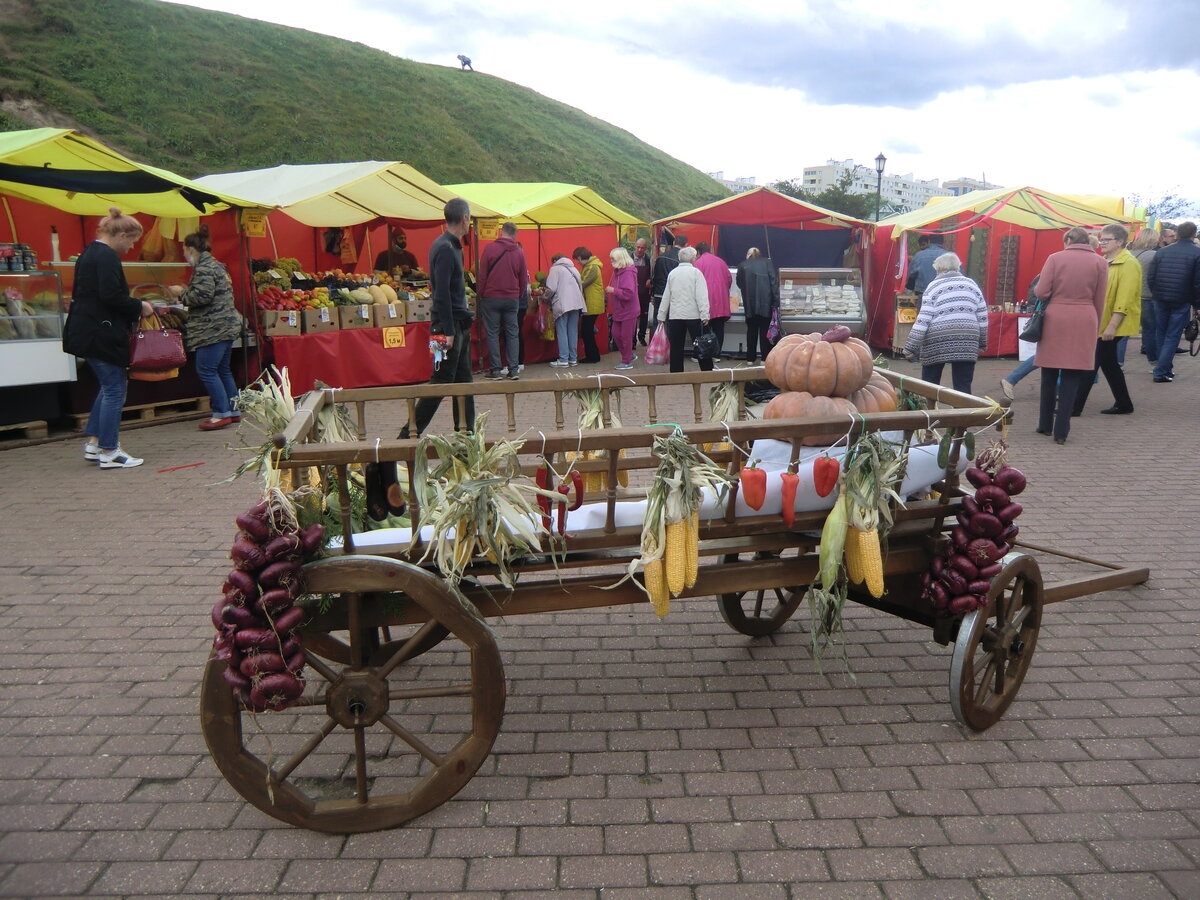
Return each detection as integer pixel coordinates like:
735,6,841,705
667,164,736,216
536,465,553,532
779,471,800,527
555,470,584,535
739,460,767,510
813,455,840,498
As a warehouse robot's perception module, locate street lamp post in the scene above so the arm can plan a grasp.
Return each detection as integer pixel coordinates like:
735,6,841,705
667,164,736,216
874,152,887,222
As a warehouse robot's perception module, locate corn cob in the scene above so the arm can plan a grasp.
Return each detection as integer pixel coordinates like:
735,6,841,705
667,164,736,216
644,558,669,616
845,526,865,585
859,527,884,598
684,511,699,588
665,520,688,595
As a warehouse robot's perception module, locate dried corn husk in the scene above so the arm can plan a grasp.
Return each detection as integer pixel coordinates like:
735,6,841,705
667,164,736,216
565,387,628,491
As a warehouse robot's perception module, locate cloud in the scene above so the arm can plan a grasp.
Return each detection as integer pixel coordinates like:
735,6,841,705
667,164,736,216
374,0,1200,108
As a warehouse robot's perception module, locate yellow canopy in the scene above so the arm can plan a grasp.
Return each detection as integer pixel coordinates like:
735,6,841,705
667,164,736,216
445,182,645,229
881,186,1141,236
195,161,495,227
0,127,256,216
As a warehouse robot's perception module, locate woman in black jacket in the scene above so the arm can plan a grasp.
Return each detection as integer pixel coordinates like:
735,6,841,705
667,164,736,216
735,248,780,363
63,206,154,469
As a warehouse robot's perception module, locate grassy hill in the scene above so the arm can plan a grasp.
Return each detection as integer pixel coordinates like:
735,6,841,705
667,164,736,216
0,0,727,221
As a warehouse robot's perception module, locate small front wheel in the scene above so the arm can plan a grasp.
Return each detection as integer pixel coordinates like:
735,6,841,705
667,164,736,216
718,550,805,636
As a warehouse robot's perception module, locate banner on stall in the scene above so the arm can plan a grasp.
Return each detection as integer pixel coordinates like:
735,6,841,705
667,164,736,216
382,326,406,349
476,218,499,241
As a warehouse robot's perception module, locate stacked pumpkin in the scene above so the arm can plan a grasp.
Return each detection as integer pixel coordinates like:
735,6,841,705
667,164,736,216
762,326,898,444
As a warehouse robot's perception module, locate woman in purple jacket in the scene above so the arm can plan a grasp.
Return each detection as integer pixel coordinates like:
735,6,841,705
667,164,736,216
606,247,640,369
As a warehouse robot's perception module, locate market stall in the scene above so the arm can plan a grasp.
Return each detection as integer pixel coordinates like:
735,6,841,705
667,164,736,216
0,127,258,427
867,187,1141,355
446,183,648,366
652,188,871,352
194,162,502,390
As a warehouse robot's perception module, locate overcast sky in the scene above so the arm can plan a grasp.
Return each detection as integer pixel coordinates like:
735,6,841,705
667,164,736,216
166,0,1200,207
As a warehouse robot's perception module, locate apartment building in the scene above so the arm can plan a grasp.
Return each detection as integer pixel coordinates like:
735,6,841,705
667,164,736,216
708,172,758,195
800,159,953,213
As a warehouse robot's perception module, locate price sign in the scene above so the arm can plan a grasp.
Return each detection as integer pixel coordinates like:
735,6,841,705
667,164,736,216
476,218,499,241
626,225,638,241
240,209,269,237
381,326,406,349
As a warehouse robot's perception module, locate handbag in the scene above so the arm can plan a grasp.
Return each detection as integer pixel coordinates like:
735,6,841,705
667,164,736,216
1019,302,1047,343
765,307,783,344
128,313,186,372
645,323,670,365
692,326,719,362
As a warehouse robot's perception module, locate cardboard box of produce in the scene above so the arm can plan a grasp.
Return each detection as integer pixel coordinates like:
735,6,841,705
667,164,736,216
302,307,339,334
372,302,407,328
260,310,301,337
406,297,432,322
338,304,375,330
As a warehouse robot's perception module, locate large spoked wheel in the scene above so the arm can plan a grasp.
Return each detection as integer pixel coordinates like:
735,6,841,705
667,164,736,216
201,555,505,833
950,553,1043,731
718,550,806,636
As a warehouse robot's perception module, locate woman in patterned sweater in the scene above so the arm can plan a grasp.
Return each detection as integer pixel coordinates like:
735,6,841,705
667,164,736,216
903,252,989,394
169,226,243,430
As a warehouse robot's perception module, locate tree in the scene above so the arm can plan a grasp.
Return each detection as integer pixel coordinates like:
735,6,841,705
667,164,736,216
771,169,875,220
1128,190,1200,221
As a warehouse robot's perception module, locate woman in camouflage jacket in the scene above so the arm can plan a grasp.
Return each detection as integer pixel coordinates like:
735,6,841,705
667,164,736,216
171,226,243,430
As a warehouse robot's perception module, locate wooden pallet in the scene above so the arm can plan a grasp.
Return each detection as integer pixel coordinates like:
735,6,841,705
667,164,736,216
70,396,211,430
0,420,49,440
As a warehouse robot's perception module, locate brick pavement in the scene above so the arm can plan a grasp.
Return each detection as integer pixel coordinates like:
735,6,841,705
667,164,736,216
0,350,1197,898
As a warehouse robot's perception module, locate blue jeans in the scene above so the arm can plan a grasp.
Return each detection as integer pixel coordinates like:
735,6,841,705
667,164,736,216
194,340,239,417
555,310,580,363
1154,303,1191,378
1005,355,1037,386
1140,299,1158,359
85,359,128,451
480,296,520,372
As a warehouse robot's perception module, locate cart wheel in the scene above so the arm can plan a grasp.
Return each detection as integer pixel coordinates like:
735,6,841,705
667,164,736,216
300,616,451,668
950,553,1042,731
718,550,805,636
201,555,504,833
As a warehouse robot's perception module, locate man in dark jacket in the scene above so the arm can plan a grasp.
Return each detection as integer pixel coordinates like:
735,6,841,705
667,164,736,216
406,197,475,435
651,234,687,326
1147,220,1200,382
632,237,653,345
477,221,529,380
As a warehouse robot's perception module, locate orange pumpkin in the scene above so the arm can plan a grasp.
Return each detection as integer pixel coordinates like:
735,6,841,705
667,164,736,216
847,372,898,414
764,331,874,397
762,391,858,445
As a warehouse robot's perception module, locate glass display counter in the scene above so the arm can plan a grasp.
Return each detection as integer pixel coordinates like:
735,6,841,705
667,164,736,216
0,271,74,386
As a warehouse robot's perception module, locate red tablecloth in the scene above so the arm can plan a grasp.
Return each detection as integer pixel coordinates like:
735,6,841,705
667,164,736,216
980,312,1021,357
271,323,434,393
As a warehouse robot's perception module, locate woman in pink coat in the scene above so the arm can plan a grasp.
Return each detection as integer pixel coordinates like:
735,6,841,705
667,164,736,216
1032,227,1109,443
694,242,733,357
606,247,640,368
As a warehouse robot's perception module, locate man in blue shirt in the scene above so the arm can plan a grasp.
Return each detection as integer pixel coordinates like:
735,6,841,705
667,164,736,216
906,235,945,297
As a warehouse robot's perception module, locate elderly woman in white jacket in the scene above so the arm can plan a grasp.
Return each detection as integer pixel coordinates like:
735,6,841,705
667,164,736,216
654,246,712,372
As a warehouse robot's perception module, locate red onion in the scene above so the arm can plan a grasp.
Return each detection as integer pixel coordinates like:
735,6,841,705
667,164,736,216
251,672,305,710
948,554,979,580
993,466,1027,496
996,502,1023,523
235,513,271,544
964,467,992,489
974,485,1011,510
233,627,282,651
230,539,265,572
967,512,1004,538
258,560,301,589
270,605,304,634
241,652,287,679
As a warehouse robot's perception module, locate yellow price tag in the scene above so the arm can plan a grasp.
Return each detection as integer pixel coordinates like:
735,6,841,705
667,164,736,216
240,208,269,238
476,218,499,241
381,326,406,349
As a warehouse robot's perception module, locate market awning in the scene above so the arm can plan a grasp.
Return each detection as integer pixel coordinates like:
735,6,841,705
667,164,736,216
195,162,496,227
444,182,645,229
879,186,1140,236
653,186,869,230
0,127,256,216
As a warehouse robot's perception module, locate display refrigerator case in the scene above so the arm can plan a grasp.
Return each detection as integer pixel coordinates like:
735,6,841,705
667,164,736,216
51,260,193,303
723,266,866,359
0,270,74,386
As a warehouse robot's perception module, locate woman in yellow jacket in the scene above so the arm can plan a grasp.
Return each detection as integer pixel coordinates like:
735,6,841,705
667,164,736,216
1073,224,1141,416
573,247,605,363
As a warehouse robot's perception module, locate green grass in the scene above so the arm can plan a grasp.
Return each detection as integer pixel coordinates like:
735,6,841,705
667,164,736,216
0,0,727,220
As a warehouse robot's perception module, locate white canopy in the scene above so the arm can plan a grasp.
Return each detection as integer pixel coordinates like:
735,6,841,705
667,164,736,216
194,161,498,227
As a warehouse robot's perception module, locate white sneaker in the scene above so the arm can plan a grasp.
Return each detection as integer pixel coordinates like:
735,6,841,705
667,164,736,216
1000,379,1015,401
83,440,100,461
98,447,144,469
549,359,571,367
569,360,579,367
517,364,525,373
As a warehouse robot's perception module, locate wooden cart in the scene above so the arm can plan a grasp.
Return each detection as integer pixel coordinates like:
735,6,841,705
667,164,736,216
200,369,1149,833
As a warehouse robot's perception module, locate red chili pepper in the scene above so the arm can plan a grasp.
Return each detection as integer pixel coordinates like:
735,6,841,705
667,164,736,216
536,465,552,532
568,470,584,510
739,462,767,511
779,472,800,527
556,485,570,534
813,456,840,498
